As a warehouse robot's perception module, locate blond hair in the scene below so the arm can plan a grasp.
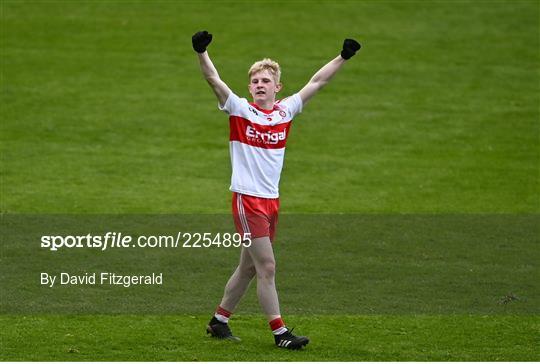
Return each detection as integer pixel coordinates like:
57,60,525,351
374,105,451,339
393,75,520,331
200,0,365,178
248,58,281,84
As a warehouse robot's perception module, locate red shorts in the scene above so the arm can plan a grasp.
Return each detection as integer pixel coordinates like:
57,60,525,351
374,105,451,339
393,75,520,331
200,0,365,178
232,192,280,242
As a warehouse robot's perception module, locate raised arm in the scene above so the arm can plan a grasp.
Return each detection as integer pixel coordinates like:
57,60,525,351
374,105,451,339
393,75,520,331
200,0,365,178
192,31,232,107
298,39,361,106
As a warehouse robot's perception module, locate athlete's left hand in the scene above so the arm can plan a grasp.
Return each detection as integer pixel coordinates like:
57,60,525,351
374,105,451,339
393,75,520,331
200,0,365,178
192,30,213,53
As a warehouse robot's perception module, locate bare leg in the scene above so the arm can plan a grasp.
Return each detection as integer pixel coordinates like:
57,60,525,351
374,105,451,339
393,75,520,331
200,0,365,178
246,236,281,321
219,246,256,312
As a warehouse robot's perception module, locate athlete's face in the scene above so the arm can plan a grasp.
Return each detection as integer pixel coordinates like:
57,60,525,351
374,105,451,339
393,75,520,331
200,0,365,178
248,70,282,105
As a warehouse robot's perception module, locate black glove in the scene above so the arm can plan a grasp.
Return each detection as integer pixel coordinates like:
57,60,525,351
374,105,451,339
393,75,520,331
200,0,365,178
340,38,361,60
192,31,212,53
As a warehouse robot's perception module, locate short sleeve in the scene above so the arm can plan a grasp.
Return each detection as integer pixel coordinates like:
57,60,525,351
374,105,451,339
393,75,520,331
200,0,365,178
218,92,244,115
279,93,303,118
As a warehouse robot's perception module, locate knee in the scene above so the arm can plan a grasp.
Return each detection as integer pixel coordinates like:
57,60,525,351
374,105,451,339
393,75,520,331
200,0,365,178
239,264,256,279
256,260,276,280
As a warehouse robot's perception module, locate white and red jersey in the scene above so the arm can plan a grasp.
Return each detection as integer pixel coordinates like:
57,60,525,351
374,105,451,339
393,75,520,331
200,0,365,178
219,92,303,198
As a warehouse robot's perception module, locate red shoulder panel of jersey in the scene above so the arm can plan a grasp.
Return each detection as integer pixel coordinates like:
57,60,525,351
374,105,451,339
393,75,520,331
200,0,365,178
230,116,292,149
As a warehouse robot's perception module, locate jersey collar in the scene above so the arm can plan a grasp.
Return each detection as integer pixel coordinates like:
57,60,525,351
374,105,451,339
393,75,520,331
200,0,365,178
249,101,280,115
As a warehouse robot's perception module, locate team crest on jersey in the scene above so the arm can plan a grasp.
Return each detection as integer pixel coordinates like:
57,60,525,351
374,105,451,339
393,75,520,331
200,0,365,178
279,110,286,118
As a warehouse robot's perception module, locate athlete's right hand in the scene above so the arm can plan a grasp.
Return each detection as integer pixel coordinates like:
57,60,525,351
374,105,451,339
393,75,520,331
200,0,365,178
192,31,212,53
340,38,361,60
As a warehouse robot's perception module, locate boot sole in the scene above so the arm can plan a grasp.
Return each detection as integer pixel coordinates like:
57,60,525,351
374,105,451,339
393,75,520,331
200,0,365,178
206,325,241,342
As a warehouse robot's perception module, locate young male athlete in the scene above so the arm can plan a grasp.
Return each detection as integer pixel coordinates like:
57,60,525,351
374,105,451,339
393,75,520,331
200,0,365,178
192,30,361,350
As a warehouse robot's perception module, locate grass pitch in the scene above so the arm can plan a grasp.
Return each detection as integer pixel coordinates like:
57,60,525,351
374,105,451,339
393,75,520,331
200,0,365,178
1,315,537,361
2,0,538,214
1,0,539,361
